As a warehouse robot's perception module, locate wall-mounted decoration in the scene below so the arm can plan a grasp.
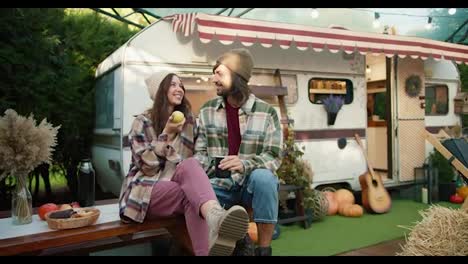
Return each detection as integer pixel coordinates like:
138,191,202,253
323,95,344,125
405,75,422,97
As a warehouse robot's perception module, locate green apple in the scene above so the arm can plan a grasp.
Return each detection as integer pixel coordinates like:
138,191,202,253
171,111,185,123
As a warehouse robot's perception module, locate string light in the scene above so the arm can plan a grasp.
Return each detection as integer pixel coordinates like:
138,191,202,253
425,16,433,30
350,8,462,18
366,65,371,74
310,8,319,18
304,8,465,33
373,12,381,28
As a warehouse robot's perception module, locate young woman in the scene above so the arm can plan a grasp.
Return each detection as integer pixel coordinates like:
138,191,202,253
119,73,249,256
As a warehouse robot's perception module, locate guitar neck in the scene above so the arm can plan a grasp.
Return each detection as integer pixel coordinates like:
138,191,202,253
355,134,377,180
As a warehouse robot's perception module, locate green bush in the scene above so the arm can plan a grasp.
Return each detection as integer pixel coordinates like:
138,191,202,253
0,8,136,198
428,150,456,183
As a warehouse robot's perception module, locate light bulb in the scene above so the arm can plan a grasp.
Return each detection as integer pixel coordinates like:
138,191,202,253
425,17,433,30
448,8,456,15
373,19,380,28
311,9,319,19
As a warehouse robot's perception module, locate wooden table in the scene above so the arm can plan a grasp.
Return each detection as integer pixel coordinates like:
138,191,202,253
0,199,192,256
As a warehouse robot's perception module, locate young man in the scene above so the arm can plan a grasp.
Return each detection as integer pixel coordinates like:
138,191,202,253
194,48,283,256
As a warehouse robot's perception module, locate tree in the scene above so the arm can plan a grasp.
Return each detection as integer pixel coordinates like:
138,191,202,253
459,64,468,128
406,8,468,44
0,8,137,206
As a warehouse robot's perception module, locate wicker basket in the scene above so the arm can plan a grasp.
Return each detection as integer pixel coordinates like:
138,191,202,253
45,208,100,230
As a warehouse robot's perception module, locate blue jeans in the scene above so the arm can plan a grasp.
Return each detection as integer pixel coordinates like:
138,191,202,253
213,169,279,224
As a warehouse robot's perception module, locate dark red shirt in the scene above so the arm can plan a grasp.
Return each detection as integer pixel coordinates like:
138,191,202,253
225,100,241,155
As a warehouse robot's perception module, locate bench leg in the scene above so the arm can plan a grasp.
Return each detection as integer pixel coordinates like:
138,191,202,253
295,190,309,229
166,217,194,255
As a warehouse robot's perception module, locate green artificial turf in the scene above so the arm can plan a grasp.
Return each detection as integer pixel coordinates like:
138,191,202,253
271,199,461,256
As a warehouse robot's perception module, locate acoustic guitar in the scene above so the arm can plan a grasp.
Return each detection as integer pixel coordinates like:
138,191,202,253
355,134,392,214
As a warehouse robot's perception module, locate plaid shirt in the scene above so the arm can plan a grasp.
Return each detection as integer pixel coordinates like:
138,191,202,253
119,112,196,223
194,94,283,191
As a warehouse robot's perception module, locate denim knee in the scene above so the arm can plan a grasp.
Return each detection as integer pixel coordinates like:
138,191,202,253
247,169,279,194
244,169,279,223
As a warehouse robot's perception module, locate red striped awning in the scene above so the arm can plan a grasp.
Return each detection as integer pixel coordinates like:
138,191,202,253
167,13,468,65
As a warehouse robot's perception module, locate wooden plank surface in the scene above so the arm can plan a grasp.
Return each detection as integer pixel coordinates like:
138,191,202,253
0,217,181,256
0,198,191,256
424,130,468,179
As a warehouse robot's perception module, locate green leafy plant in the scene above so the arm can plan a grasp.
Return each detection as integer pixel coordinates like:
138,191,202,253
276,126,315,210
428,150,456,183
435,101,448,114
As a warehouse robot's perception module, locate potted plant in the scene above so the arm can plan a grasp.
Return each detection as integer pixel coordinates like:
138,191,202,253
428,150,456,202
323,95,344,125
277,126,328,225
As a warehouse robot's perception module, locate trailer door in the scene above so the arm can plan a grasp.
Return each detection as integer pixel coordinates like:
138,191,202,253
394,57,426,182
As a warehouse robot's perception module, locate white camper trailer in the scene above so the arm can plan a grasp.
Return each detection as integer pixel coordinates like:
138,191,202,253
93,13,467,197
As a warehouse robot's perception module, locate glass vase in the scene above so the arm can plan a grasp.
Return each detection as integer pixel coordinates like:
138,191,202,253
327,112,338,125
12,171,33,225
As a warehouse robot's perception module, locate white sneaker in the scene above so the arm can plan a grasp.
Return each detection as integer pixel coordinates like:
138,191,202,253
206,205,249,256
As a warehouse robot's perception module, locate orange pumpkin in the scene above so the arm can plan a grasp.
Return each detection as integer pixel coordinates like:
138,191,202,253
334,189,355,207
457,186,468,200
248,222,258,243
324,191,339,215
339,204,363,217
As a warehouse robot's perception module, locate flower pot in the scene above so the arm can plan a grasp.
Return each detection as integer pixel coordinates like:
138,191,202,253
327,112,338,125
12,172,32,225
438,182,456,202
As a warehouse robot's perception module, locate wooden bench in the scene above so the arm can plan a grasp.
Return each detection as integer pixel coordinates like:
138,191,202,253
0,199,192,256
278,184,309,228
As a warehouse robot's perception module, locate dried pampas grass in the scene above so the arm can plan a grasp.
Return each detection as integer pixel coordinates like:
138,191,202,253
396,204,468,256
0,109,60,179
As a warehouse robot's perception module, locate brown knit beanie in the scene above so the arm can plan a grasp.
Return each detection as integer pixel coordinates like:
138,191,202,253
215,48,254,81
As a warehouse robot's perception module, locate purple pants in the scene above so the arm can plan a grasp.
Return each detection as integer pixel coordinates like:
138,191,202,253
146,158,217,256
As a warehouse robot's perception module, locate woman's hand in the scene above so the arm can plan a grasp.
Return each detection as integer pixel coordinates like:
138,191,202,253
162,115,186,140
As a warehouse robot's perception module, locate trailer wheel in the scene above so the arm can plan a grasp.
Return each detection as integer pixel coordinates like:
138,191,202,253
315,183,351,192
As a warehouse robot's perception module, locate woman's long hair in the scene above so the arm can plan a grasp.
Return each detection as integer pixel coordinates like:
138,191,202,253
149,73,192,136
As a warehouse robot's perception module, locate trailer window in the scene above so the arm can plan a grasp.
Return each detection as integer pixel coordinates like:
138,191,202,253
95,71,115,129
308,78,353,104
425,84,448,115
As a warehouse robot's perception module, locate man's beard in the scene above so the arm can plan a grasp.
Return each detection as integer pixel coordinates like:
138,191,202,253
216,85,231,97
217,90,230,97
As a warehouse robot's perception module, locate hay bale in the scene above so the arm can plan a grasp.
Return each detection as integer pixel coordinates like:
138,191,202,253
396,205,468,256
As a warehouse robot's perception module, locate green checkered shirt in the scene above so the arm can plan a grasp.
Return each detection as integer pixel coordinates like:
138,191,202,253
194,94,283,190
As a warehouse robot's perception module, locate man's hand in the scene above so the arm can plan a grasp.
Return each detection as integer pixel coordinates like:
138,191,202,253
218,155,244,173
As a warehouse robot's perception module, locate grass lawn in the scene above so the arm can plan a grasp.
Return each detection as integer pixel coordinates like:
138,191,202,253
271,199,461,256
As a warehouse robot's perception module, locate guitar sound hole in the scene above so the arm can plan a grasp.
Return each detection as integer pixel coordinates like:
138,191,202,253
372,179,378,187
